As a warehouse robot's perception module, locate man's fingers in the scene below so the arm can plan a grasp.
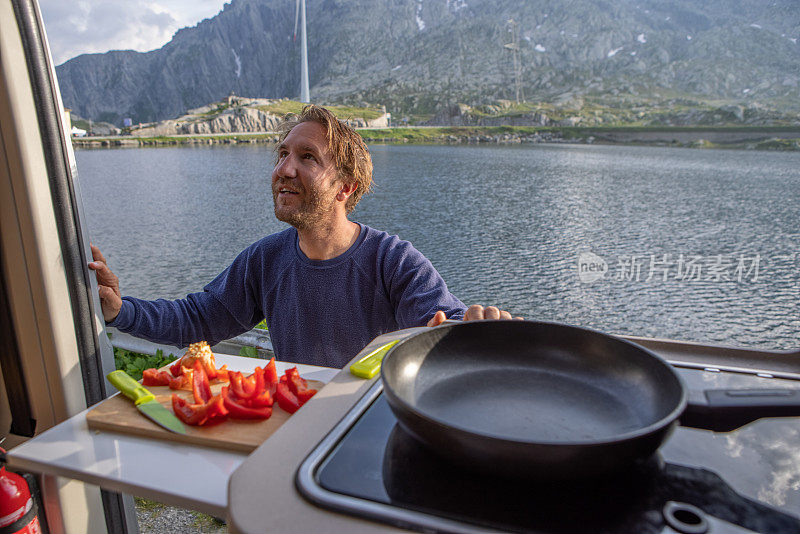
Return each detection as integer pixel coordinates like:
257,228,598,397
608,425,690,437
463,304,520,322
88,260,120,295
427,310,447,327
464,304,484,321
484,306,501,320
97,285,116,300
90,243,107,264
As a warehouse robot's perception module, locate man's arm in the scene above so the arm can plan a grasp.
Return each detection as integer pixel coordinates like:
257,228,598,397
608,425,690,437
110,292,254,347
89,244,259,347
382,239,466,328
381,237,520,328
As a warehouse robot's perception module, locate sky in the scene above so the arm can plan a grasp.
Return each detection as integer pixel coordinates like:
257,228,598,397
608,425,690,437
39,0,230,65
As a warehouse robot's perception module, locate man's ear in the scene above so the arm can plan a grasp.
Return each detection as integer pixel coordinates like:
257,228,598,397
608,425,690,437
336,180,357,202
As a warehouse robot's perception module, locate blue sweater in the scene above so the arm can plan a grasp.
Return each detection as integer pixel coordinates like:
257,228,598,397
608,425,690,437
111,223,466,368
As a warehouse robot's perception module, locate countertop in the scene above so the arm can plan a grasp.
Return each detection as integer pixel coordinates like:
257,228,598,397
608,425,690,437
6,354,338,517
226,326,800,533
227,328,427,533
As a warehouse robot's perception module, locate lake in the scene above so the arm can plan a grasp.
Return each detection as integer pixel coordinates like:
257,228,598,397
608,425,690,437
75,143,800,351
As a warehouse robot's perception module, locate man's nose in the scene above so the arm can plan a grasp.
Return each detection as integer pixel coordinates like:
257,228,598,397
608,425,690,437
275,154,297,178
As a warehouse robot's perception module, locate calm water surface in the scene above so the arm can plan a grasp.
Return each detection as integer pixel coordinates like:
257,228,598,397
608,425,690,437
75,143,800,350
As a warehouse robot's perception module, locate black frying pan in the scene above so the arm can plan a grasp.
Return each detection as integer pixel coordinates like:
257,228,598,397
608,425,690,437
380,320,800,478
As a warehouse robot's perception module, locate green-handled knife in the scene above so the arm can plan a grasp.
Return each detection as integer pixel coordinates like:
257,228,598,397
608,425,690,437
349,340,399,379
107,370,187,434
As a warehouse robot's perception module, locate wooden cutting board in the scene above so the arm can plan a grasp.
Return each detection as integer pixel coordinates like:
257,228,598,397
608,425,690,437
86,378,324,453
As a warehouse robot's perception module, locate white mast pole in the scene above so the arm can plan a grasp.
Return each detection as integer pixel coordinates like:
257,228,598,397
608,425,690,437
299,0,310,102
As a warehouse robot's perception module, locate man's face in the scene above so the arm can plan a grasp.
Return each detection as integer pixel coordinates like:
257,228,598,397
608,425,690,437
271,121,342,229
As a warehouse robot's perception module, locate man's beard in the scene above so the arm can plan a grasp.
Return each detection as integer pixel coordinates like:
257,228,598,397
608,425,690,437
272,180,338,230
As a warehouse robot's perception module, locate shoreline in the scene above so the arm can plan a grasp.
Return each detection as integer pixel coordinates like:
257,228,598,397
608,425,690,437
72,126,800,151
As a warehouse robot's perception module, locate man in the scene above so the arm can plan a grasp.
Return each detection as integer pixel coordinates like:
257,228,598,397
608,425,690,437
90,105,516,368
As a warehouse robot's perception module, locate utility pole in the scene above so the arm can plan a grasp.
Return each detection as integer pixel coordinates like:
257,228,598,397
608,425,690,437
294,0,310,102
504,19,524,104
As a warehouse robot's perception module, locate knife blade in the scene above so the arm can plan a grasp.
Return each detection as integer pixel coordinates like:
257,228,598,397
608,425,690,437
107,370,187,434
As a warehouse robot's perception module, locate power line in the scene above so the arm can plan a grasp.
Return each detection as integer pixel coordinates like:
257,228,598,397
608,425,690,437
504,19,524,103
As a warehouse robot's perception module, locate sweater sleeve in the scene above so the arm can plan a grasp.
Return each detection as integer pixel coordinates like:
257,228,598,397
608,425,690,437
110,292,251,347
109,243,264,347
383,239,466,328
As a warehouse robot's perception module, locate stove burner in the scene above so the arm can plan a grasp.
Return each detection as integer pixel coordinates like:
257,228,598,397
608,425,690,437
662,502,709,534
298,378,800,534
380,424,794,533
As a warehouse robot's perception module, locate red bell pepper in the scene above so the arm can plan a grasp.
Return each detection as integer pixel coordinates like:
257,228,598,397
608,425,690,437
192,361,212,403
168,372,192,391
171,393,228,426
297,387,316,404
284,367,318,404
201,358,218,380
169,358,183,377
248,388,273,408
221,386,272,419
215,364,230,382
264,358,278,394
230,367,265,400
229,371,252,399
275,382,300,414
142,368,172,387
252,366,265,396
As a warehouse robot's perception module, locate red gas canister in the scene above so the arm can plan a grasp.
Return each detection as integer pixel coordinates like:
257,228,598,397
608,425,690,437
0,449,41,534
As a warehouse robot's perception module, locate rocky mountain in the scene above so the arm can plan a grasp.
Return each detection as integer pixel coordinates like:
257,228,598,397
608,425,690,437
128,97,389,136
55,0,800,126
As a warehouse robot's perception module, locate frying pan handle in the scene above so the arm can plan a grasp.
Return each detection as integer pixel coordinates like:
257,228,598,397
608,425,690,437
681,388,800,432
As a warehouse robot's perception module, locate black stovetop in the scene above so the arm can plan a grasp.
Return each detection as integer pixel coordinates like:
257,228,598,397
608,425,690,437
297,367,800,533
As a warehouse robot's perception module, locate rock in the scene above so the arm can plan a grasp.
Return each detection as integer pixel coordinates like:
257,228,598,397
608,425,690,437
56,0,800,127
559,117,583,126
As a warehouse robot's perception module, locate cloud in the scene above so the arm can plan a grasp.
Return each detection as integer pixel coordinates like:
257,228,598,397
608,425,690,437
39,0,228,65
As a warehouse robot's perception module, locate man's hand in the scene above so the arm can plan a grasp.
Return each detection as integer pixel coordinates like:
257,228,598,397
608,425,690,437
88,244,122,322
426,305,522,327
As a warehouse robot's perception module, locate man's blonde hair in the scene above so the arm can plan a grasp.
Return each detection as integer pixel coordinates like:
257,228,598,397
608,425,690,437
276,105,373,213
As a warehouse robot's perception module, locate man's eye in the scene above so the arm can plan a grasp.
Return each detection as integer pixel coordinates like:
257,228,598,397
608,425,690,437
303,153,316,161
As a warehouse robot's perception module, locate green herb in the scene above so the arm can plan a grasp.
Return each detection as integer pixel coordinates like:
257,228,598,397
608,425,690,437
254,319,268,331
113,347,176,380
238,346,259,358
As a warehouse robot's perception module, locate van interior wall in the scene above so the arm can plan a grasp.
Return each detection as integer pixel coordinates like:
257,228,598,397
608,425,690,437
0,0,108,531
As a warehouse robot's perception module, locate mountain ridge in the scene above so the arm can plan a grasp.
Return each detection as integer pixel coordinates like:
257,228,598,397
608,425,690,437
55,0,800,126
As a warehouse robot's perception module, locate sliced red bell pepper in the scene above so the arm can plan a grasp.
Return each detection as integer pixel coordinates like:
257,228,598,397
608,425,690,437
215,364,230,382
284,367,318,404
169,372,192,391
252,366,265,396
284,367,300,391
229,369,261,399
297,388,317,404
285,368,305,395
248,388,273,408
275,382,300,414
264,358,278,393
202,395,228,426
142,368,172,387
201,358,218,380
242,372,257,396
192,361,212,403
171,393,228,426
169,358,183,377
221,386,272,419
229,371,246,398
